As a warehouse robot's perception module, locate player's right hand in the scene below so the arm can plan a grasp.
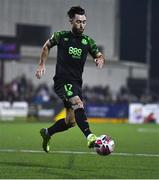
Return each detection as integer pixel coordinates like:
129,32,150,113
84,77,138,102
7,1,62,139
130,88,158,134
35,64,46,79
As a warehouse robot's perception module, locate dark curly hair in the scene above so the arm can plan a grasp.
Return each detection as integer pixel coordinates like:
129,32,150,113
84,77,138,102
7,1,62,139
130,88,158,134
67,6,85,19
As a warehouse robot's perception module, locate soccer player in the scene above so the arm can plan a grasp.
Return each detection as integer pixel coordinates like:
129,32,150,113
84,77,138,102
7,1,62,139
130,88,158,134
35,6,105,153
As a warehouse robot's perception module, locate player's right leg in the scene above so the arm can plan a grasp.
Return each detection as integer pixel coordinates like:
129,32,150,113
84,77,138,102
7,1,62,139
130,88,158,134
40,108,75,153
40,78,76,153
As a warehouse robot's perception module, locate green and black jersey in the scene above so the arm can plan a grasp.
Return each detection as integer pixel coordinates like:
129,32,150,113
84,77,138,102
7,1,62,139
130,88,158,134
49,30,99,82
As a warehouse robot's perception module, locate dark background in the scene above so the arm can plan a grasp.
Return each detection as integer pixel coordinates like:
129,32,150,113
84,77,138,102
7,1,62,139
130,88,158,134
16,24,51,46
120,0,159,79
120,0,159,94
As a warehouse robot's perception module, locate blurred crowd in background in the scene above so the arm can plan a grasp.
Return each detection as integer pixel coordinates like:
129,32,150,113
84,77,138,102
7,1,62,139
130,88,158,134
0,75,158,105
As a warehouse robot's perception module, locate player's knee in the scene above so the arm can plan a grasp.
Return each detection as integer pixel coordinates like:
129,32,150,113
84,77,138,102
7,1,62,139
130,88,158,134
69,96,84,110
72,102,84,110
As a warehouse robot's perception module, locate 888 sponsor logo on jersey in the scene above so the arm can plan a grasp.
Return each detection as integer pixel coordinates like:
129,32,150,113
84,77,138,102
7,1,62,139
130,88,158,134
68,46,82,59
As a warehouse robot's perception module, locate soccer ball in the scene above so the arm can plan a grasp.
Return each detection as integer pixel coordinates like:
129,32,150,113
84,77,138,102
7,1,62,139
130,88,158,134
94,135,115,156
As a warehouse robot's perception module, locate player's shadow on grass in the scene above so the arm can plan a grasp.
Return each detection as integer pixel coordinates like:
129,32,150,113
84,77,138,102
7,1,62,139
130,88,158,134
0,161,52,169
0,161,118,179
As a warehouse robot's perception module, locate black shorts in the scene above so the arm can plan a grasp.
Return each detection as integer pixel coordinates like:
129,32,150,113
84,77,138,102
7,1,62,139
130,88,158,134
54,77,83,108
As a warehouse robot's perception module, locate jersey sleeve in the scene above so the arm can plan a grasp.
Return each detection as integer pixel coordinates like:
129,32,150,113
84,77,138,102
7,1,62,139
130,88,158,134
49,31,63,46
88,37,100,58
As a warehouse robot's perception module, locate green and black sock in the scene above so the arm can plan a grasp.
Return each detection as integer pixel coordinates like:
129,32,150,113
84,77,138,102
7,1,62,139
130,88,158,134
47,118,69,136
74,108,91,137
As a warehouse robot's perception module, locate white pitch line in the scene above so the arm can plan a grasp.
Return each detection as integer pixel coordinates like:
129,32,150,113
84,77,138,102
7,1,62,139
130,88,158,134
0,149,159,157
137,128,159,133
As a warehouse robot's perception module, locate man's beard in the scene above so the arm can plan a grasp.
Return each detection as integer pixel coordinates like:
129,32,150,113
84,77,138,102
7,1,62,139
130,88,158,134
72,27,84,35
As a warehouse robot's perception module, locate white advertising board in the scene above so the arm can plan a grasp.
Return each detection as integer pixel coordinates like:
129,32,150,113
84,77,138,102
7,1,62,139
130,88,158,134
0,101,28,121
129,103,159,124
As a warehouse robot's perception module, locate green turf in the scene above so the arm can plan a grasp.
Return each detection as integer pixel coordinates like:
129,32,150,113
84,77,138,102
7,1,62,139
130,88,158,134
0,121,159,179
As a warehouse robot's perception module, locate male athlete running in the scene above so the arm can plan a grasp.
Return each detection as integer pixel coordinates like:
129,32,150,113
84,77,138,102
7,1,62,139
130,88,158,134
36,6,105,153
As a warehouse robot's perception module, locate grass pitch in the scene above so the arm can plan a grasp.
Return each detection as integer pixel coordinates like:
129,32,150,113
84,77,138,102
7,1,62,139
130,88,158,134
0,121,159,179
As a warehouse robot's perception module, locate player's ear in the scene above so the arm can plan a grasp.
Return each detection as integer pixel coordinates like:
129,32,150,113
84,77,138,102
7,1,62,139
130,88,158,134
69,18,73,24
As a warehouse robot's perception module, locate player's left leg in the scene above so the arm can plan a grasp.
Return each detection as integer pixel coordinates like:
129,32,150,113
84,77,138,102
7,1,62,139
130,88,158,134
69,95,97,148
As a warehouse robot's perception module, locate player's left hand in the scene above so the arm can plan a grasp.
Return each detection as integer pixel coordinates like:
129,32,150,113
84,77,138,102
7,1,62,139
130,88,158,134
95,55,105,68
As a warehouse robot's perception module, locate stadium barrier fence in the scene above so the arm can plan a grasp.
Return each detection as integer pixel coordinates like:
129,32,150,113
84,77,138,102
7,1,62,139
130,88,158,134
0,101,158,124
